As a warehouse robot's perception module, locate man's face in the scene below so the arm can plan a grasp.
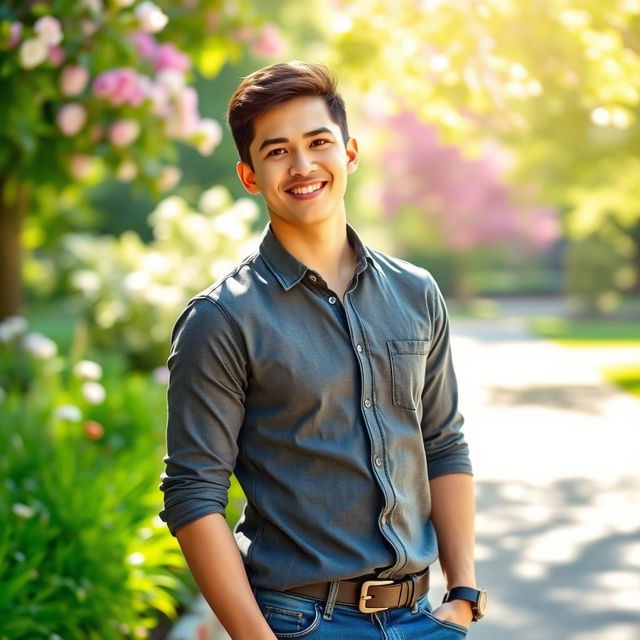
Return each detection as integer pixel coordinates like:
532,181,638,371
237,96,359,230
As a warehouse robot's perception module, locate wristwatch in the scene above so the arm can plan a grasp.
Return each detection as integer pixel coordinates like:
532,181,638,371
442,586,488,621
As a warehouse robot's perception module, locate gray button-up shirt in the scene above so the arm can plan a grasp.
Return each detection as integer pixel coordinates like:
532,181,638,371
159,224,472,591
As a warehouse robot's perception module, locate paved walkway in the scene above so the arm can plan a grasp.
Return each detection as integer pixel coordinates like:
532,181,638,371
439,298,640,640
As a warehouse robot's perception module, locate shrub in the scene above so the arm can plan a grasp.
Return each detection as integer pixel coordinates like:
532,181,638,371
0,316,189,639
62,186,259,369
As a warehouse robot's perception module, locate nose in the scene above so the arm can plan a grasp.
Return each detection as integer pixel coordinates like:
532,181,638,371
288,149,316,176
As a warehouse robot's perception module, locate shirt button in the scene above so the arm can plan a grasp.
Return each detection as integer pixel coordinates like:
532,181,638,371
328,296,337,305
381,515,388,525
309,274,317,282
356,344,364,353
374,455,383,467
364,398,372,408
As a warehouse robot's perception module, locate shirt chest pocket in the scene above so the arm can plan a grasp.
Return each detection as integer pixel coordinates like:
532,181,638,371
387,340,430,411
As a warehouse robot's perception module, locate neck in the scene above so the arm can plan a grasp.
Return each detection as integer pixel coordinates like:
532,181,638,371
269,213,356,300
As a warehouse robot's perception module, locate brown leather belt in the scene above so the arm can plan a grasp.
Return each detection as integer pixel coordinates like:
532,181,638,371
286,569,430,614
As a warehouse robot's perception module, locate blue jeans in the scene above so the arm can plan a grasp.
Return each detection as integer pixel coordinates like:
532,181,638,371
254,588,469,639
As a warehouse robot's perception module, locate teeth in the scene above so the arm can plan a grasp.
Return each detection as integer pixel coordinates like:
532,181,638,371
291,183,322,195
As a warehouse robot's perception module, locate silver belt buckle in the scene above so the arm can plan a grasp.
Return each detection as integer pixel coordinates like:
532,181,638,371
358,579,394,613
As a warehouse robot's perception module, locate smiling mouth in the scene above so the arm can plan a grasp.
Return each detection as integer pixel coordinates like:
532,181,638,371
286,181,327,197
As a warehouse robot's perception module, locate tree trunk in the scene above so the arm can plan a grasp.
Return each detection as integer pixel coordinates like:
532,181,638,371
0,176,29,320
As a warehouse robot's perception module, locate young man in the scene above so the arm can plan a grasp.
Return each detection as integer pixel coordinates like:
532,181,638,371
160,61,486,639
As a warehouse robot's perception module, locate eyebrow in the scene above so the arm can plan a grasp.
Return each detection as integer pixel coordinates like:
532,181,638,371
258,127,334,151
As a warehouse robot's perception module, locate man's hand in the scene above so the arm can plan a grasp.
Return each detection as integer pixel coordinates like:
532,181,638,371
431,599,473,629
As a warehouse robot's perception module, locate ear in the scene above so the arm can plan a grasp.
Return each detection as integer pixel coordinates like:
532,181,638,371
236,161,261,195
346,137,359,174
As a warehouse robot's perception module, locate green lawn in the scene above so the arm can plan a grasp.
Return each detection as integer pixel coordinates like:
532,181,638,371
529,316,640,347
530,316,640,398
602,364,640,399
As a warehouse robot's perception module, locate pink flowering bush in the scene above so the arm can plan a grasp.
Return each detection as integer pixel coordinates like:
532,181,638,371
0,0,286,318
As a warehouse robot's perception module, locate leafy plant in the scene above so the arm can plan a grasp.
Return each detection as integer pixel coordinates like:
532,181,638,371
0,316,190,639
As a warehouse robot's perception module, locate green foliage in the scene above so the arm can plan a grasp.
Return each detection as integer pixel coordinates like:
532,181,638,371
0,318,190,639
59,186,259,369
321,0,640,305
564,233,635,315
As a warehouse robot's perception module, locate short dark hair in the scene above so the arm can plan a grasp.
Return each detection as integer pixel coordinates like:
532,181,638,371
227,61,350,168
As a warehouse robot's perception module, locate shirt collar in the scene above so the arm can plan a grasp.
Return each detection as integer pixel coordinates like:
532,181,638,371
259,223,378,291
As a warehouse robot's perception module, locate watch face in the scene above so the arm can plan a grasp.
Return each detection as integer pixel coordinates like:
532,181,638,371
475,590,488,619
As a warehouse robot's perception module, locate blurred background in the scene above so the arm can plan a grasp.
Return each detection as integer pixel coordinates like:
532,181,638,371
1,1,638,639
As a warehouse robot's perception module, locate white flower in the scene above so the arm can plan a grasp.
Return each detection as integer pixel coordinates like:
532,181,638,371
81,0,103,14
82,381,106,405
232,197,260,221
23,333,58,359
12,503,35,519
135,1,169,33
155,70,185,96
193,118,222,155
0,315,28,342
13,551,26,563
19,37,48,69
34,16,63,46
198,186,231,215
54,404,82,422
126,552,145,566
73,360,103,381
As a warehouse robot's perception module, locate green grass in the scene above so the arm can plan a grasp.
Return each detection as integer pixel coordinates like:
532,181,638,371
529,317,640,347
602,364,640,399
530,316,640,399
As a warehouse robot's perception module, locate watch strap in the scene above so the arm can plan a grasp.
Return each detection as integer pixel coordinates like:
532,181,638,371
443,586,487,621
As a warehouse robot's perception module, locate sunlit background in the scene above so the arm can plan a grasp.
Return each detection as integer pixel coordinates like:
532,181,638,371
1,1,639,639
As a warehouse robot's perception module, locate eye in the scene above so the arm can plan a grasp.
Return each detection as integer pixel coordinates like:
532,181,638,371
311,138,331,147
266,147,286,157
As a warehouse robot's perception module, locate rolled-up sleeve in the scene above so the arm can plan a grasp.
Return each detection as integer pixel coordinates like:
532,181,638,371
421,281,472,479
159,296,247,536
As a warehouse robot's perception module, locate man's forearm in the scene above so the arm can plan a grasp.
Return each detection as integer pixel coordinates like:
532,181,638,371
175,513,276,640
429,472,476,588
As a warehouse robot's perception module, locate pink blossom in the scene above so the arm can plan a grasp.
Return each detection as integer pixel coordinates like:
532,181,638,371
251,23,286,58
34,16,63,46
156,165,181,191
68,154,92,179
109,119,141,147
131,31,157,60
56,103,87,136
47,45,65,67
8,22,23,49
81,20,99,37
164,87,199,139
154,43,191,73
93,68,145,107
135,1,168,33
194,118,223,155
145,82,170,117
60,65,90,96
116,159,138,181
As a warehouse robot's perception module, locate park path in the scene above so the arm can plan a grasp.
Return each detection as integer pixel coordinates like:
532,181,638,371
439,298,640,640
